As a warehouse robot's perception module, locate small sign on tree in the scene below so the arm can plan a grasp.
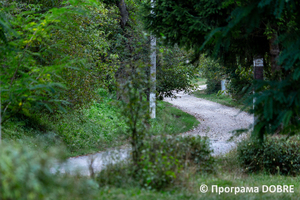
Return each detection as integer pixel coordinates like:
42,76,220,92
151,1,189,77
253,57,264,80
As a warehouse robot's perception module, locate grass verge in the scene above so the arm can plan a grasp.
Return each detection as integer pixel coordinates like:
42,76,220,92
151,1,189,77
151,100,199,135
193,89,246,110
191,77,207,85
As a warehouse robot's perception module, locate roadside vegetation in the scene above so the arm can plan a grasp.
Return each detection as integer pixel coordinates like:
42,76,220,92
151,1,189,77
191,77,206,86
95,146,300,200
3,88,199,157
2,135,299,199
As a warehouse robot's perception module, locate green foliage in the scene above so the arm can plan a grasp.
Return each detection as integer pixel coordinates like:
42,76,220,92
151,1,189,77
15,0,64,10
3,87,199,157
142,0,225,57
0,142,99,200
193,89,244,109
96,162,139,188
199,55,224,94
54,90,128,155
57,1,119,108
237,136,300,175
150,101,199,135
249,77,300,140
156,45,198,98
206,79,221,94
0,0,117,124
51,89,128,154
138,136,214,190
1,0,68,123
227,66,253,100
97,136,214,191
2,88,128,156
96,155,300,200
117,65,150,165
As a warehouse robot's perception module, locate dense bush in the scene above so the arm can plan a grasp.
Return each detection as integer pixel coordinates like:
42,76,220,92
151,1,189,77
237,136,300,175
0,0,118,125
227,66,253,101
54,89,128,155
0,142,99,200
2,88,128,156
96,136,214,190
96,162,138,188
198,55,225,94
206,79,221,94
156,45,198,98
138,136,214,190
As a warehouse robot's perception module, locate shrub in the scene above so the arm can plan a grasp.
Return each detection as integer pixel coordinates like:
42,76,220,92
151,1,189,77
156,45,199,98
237,136,300,175
137,136,214,190
206,79,221,94
96,136,214,190
227,67,253,101
198,54,224,94
0,142,99,200
96,162,138,188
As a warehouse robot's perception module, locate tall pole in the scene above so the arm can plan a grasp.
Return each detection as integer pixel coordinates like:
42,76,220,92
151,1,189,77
253,56,264,126
150,0,156,118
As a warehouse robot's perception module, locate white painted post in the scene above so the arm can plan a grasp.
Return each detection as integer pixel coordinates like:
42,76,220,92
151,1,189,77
221,80,226,92
150,0,156,119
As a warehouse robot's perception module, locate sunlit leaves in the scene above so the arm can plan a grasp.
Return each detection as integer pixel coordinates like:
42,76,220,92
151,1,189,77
0,0,117,124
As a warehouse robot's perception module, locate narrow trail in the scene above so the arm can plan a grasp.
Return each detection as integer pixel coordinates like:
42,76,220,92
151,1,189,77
54,86,253,175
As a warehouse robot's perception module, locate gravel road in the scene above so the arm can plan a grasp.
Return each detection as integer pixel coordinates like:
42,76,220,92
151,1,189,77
164,87,253,156
52,145,130,176
55,86,253,175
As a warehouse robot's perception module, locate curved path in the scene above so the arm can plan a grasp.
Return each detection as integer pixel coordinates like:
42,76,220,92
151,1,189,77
54,87,253,175
164,89,253,156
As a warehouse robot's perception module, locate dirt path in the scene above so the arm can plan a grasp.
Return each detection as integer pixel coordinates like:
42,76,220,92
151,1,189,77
54,87,253,175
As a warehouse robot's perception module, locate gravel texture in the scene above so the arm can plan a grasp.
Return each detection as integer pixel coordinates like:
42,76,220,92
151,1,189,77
55,86,253,175
164,86,253,156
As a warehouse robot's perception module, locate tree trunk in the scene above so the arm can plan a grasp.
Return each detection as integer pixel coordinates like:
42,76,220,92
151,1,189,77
269,33,281,74
115,0,130,100
117,0,129,29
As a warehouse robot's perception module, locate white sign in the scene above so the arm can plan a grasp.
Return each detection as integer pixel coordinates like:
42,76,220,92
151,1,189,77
254,58,263,67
